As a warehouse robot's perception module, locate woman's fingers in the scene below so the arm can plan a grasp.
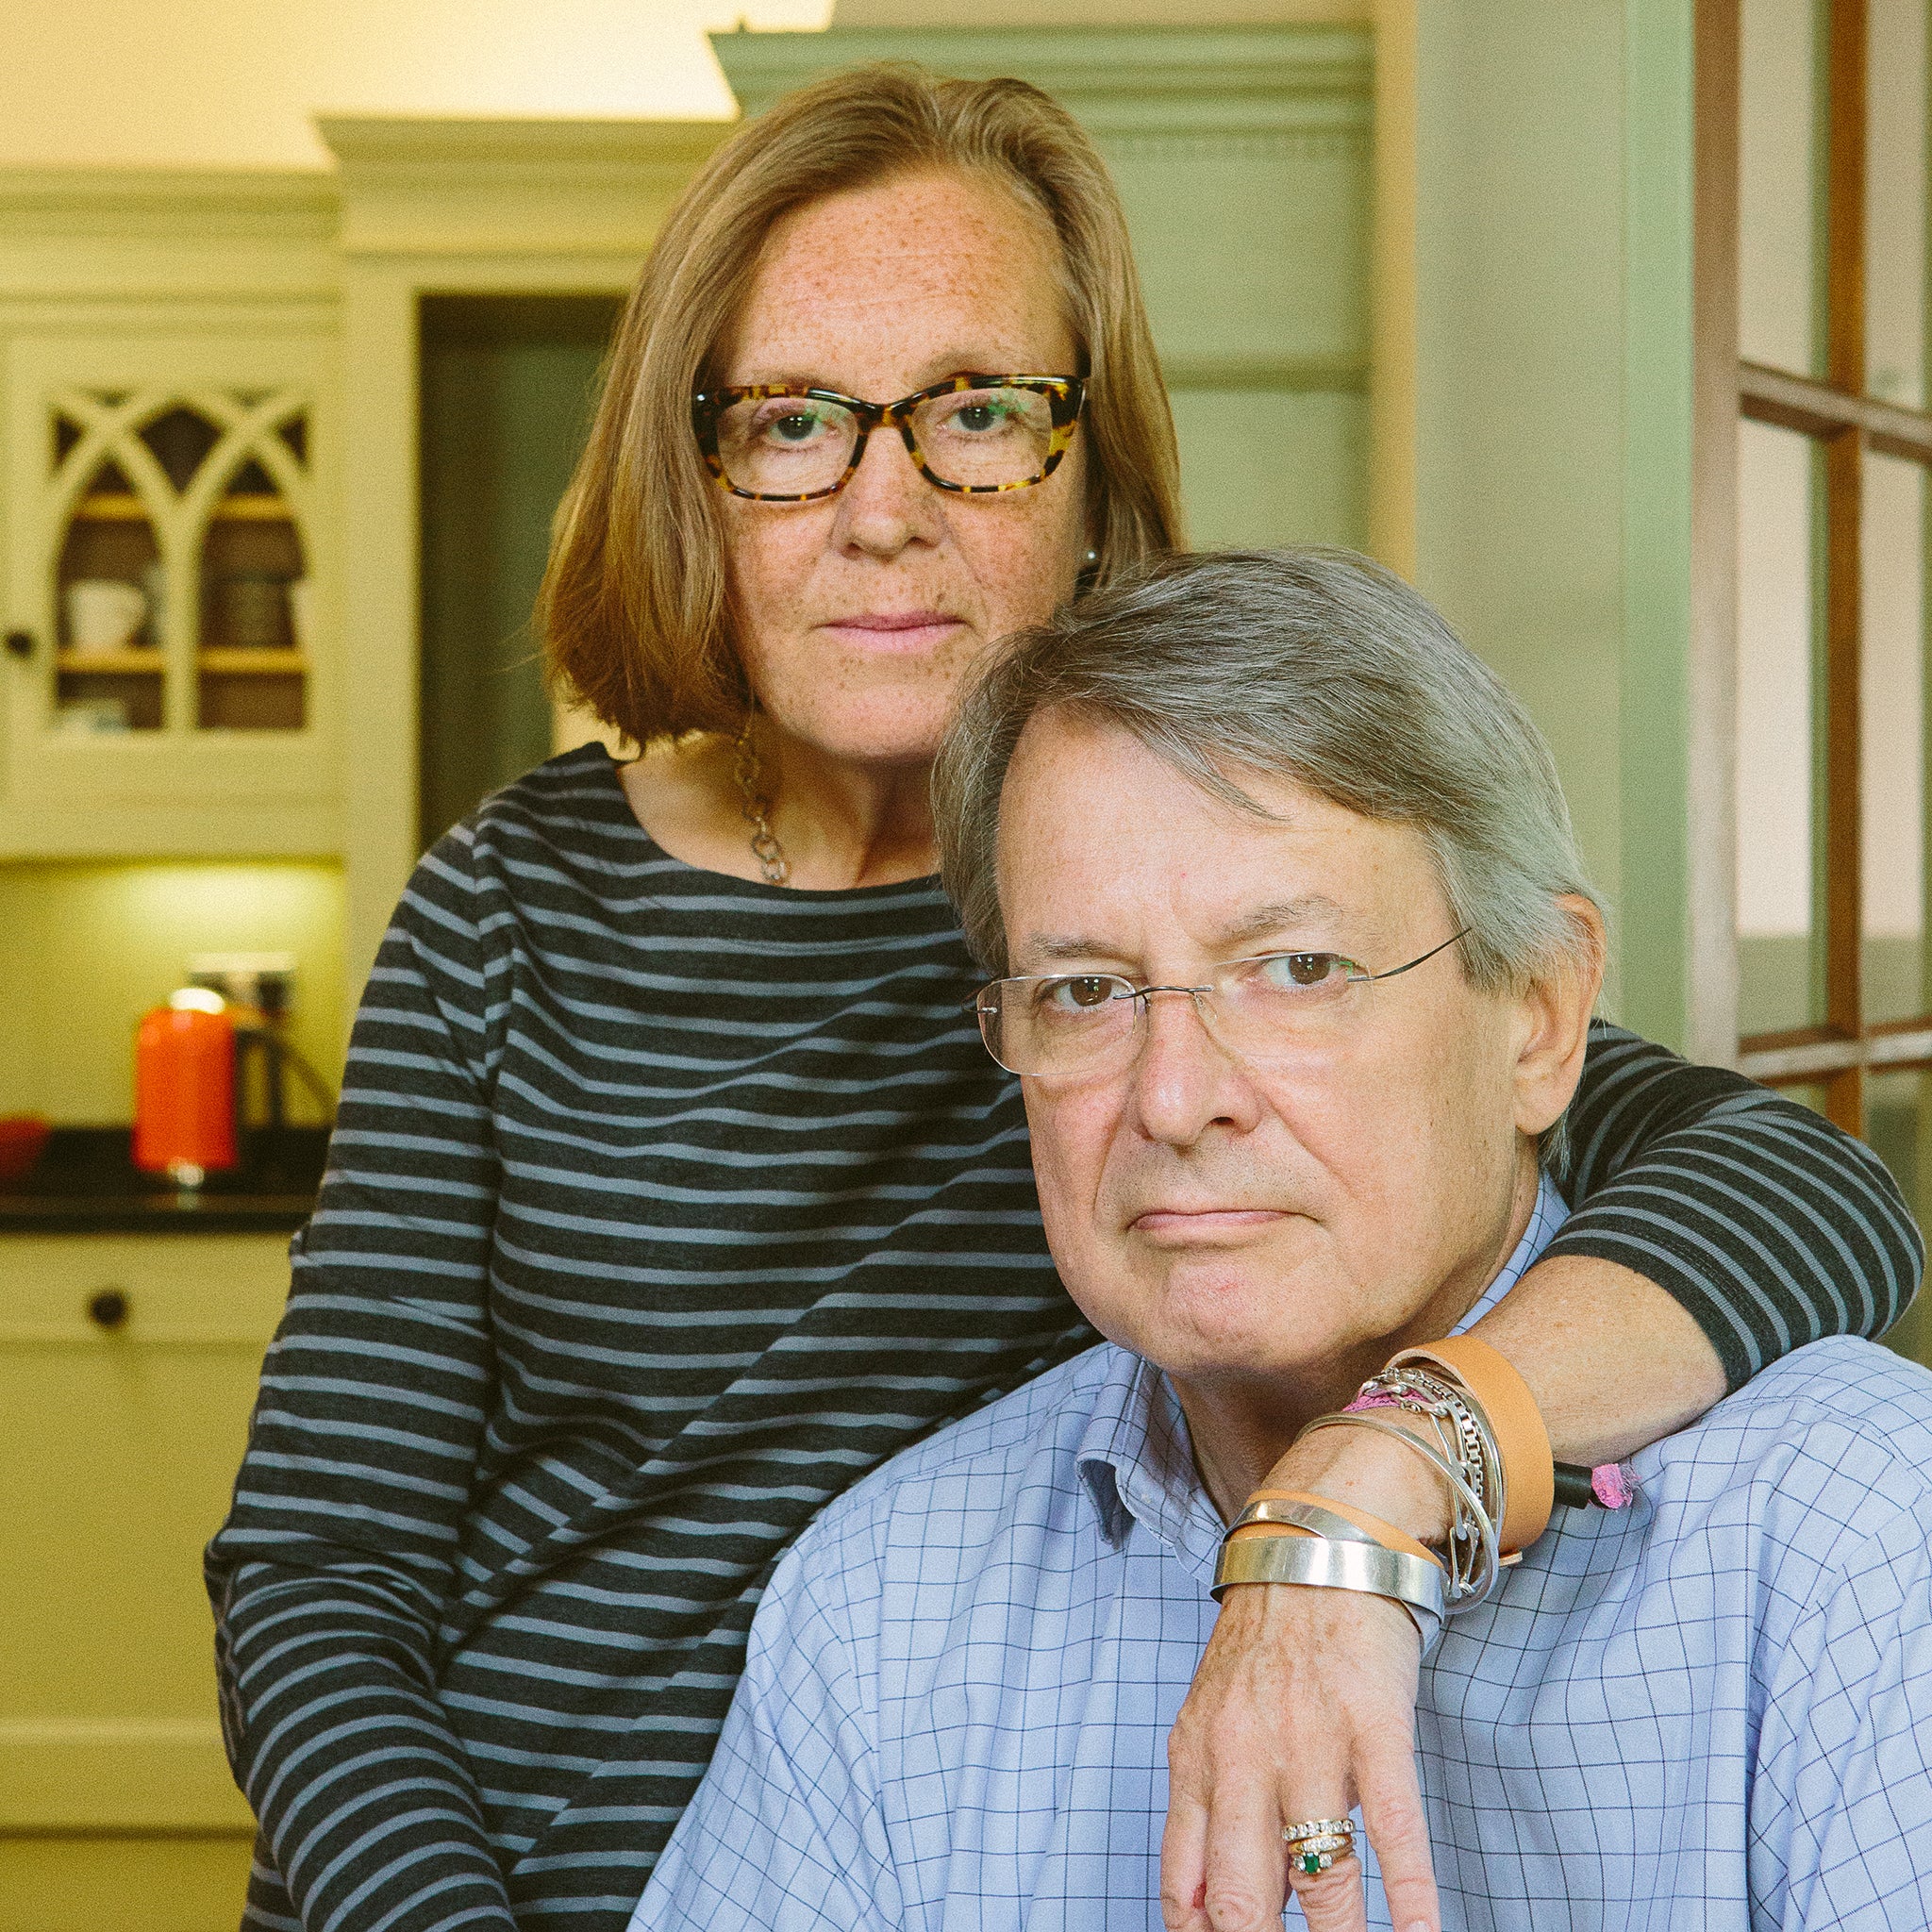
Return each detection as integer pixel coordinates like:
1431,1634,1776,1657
1162,1589,1297,1931
1158,1776,1210,1929
1356,1743,1438,1932
1163,1580,1437,1932
1286,1854,1369,1931
1200,1760,1298,1931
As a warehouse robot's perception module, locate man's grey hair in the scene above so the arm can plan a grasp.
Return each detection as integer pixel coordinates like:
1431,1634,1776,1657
934,545,1604,1005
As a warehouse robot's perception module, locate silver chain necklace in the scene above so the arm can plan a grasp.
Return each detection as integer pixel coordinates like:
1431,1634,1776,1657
733,717,791,885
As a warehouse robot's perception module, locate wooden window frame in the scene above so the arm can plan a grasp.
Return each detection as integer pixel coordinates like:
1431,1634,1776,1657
1699,0,1932,1133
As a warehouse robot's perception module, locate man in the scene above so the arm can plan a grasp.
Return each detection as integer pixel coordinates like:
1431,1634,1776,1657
630,550,1932,1930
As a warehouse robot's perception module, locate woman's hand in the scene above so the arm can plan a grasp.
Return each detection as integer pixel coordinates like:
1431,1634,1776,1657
1160,1426,1452,1932
1163,1256,1728,1929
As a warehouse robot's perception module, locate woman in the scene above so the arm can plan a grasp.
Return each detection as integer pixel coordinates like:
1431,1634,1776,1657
207,66,1919,1932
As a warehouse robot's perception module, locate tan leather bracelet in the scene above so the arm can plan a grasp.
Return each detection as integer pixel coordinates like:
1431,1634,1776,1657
1387,1336,1554,1553
1240,1487,1444,1570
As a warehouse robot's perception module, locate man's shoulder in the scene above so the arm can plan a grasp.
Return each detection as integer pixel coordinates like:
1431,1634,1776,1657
1640,1336,1932,1556
772,1344,1119,1595
1679,1335,1932,1464
825,1342,1117,1532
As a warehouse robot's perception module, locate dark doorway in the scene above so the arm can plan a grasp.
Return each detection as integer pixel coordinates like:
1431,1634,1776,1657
417,293,625,848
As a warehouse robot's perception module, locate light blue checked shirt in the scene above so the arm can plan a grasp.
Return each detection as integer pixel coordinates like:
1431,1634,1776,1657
631,1180,1932,1929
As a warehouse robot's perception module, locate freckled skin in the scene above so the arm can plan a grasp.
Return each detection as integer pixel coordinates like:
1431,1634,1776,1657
621,168,1091,890
719,169,1091,771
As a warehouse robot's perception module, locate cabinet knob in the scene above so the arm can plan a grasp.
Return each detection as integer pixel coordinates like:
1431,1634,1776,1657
4,630,34,660
87,1288,130,1331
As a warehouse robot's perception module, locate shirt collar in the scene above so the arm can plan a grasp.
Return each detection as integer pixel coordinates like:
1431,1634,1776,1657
1074,1173,1572,1574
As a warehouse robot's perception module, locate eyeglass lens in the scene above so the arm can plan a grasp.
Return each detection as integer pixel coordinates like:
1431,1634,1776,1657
712,386,1061,496
978,955,1363,1078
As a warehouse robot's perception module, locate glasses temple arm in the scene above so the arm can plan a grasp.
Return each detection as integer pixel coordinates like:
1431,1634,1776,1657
1360,928,1472,985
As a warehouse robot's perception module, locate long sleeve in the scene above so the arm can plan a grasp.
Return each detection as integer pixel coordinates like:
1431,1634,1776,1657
208,825,517,1932
204,747,1084,1932
1548,1022,1923,1390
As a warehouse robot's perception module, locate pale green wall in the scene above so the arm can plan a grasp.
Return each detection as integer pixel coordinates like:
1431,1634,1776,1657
1412,0,1697,1046
0,860,346,1124
721,14,1707,1041
714,25,1374,554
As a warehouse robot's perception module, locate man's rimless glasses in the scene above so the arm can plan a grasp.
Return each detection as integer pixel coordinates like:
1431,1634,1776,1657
973,930,1472,1078
692,374,1086,502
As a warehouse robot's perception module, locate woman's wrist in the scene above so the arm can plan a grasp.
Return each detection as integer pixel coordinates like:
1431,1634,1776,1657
1257,1413,1456,1547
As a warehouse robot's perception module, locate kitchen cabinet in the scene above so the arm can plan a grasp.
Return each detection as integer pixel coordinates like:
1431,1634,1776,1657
0,1232,291,1932
0,326,338,859
0,168,341,862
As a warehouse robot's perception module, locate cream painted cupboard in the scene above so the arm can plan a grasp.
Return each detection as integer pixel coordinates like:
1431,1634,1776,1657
0,1233,290,1932
1,332,336,852
0,176,341,860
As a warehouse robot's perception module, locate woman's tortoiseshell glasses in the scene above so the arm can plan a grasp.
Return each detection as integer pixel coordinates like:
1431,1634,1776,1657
691,374,1086,503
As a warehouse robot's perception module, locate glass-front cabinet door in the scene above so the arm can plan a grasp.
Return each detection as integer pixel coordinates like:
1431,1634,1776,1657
0,331,336,857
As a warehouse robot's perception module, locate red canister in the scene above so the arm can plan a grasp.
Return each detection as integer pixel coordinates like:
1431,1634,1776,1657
133,991,237,1181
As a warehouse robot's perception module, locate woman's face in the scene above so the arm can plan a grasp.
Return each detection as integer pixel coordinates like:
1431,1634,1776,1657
717,168,1091,770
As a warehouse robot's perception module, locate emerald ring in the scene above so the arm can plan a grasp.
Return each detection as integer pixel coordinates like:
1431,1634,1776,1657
1281,1819,1355,1878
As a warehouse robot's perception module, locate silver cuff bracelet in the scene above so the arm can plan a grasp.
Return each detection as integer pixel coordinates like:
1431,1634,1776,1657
1211,1529,1447,1646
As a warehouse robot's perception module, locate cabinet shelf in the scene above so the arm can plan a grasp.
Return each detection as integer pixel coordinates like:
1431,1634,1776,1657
57,648,163,674
72,491,291,525
198,648,308,674
56,648,309,675
8,356,328,849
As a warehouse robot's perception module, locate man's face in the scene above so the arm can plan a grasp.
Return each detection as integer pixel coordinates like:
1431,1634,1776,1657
996,711,1548,1398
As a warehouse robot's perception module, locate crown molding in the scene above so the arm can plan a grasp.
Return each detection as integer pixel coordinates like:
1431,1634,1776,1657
317,115,730,258
0,168,340,304
0,168,337,242
710,23,1371,137
316,116,726,172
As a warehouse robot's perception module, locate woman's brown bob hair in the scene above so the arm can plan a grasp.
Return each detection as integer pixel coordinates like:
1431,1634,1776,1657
540,61,1185,746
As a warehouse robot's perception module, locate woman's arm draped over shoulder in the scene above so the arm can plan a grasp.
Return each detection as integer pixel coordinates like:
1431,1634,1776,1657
207,826,517,1932
1546,1021,1922,1387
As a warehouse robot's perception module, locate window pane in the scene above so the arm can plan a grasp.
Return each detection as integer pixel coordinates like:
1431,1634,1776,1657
1867,0,1927,408
1738,419,1824,1032
1863,449,1927,1021
1740,0,1821,375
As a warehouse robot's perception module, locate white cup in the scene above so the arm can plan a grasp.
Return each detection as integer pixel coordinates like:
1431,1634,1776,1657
66,578,147,654
54,697,131,734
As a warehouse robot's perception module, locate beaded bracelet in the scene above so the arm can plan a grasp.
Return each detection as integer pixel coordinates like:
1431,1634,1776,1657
1346,1363,1506,1591
1385,1338,1555,1549
1215,1340,1634,1634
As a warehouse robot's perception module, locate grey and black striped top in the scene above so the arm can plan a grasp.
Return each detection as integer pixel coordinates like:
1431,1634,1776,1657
207,745,1923,1932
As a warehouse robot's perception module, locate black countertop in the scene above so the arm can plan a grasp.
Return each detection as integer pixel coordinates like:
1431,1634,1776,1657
0,1125,327,1234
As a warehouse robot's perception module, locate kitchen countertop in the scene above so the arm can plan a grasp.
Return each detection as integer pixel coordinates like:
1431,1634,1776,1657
0,1125,327,1234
